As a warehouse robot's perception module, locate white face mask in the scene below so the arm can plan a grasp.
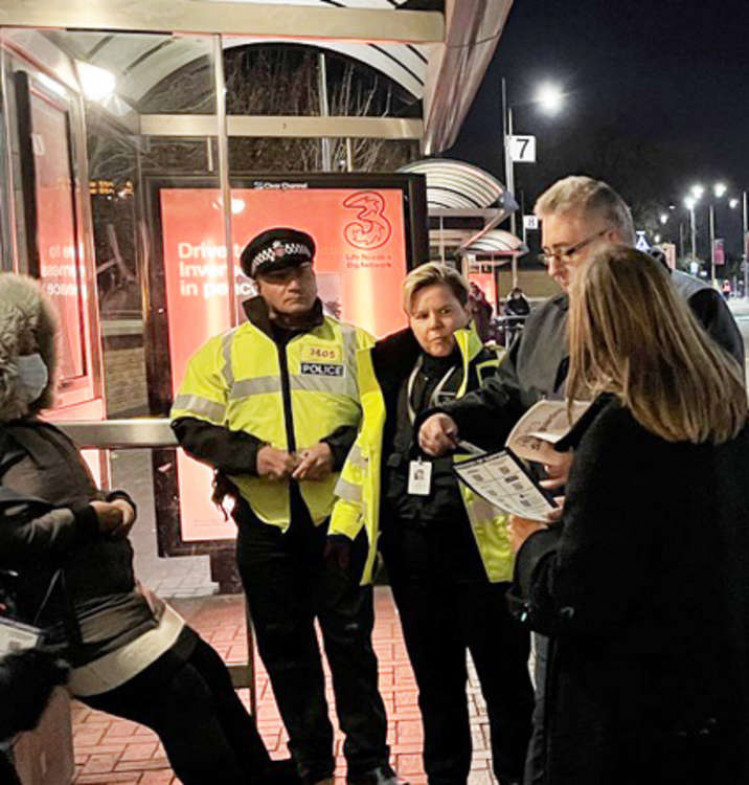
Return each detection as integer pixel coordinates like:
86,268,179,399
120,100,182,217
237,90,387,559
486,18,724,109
17,353,49,404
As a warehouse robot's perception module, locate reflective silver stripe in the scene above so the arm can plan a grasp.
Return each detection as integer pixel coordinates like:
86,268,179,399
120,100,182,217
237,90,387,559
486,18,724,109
340,324,358,370
230,376,282,398
290,374,350,394
340,324,360,395
347,444,367,470
335,477,362,503
172,394,226,422
221,328,238,387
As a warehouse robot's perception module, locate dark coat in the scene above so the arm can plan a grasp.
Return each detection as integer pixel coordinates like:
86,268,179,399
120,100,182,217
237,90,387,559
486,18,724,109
509,395,749,784
0,420,158,666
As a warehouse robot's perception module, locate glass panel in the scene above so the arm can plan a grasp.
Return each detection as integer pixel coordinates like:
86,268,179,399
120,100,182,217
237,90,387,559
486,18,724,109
30,89,87,381
0,32,100,407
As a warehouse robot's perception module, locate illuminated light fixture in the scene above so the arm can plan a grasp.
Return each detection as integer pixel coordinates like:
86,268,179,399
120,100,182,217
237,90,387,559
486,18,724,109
654,233,661,244
690,184,704,201
729,198,740,209
684,196,697,211
76,61,116,101
714,182,727,198
535,82,564,115
37,73,68,99
659,213,669,225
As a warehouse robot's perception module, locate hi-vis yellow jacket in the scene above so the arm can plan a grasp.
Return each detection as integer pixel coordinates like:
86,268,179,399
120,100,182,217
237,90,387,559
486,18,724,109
329,327,513,585
171,301,373,529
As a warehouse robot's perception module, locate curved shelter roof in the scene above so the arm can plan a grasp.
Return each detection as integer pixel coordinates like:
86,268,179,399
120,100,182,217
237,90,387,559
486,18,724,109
7,0,512,155
45,1,431,106
399,158,507,210
466,229,524,255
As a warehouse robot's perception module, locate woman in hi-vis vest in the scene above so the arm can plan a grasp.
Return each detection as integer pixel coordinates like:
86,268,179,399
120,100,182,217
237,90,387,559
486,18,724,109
329,263,533,785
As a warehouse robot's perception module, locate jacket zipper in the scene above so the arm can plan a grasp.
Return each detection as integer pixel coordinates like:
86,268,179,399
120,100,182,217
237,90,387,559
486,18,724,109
276,339,297,454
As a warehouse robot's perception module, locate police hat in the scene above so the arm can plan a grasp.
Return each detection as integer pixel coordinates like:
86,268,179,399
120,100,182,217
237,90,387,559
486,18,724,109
240,228,316,279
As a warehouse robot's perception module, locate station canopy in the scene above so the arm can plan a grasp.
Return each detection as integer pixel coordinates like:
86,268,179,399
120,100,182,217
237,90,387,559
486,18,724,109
399,158,523,260
46,5,430,106
3,0,512,154
399,158,509,210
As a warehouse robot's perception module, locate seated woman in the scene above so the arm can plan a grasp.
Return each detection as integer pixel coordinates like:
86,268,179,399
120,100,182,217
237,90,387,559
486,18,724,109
329,263,533,785
0,273,294,785
508,246,749,784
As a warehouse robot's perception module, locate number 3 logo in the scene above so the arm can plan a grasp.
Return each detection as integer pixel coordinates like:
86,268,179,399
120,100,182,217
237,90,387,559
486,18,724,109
343,191,392,250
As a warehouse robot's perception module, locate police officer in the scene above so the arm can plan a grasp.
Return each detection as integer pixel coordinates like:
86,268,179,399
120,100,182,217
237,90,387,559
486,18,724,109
171,229,400,785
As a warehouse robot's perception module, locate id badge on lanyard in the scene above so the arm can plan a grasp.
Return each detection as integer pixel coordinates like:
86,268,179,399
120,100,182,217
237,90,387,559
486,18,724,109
407,459,432,496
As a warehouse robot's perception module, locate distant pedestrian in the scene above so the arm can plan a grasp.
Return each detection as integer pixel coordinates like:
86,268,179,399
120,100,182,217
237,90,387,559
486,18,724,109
468,281,493,341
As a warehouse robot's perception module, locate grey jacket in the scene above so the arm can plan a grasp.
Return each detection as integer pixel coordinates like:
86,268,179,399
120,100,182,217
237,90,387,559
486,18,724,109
440,272,745,449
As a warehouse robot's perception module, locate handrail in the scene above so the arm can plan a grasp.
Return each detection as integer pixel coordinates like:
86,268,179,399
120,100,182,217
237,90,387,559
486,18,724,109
52,419,177,450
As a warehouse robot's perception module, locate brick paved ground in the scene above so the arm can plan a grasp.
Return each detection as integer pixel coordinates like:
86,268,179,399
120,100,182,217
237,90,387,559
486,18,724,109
71,588,498,785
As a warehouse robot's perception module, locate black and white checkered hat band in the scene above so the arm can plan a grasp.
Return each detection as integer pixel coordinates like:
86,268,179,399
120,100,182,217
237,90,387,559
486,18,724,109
251,242,312,275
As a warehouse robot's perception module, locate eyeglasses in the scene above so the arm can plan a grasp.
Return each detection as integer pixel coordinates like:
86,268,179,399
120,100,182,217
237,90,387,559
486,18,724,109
537,228,609,266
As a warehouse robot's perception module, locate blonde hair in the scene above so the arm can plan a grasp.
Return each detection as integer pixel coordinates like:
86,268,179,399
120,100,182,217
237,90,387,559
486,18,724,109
567,245,747,444
535,176,636,244
402,262,470,313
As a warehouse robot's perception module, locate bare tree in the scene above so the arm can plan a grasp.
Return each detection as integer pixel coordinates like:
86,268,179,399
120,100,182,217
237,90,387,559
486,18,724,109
138,45,420,174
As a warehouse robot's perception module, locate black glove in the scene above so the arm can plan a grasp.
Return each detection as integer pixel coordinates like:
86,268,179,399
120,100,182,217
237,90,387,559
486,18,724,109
324,535,353,572
0,649,69,740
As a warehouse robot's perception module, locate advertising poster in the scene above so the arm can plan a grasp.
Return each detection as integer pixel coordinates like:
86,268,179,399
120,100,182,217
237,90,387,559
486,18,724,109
160,184,412,542
30,92,88,384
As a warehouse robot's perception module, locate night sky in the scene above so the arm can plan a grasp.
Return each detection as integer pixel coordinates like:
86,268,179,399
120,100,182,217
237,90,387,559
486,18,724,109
449,0,749,255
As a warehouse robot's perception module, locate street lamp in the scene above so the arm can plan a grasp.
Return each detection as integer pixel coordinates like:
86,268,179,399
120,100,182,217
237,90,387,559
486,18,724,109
708,181,728,287
684,194,698,263
502,78,565,286
535,82,565,116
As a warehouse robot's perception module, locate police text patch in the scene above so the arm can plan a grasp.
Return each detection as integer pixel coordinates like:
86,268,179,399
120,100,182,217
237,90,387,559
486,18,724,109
301,362,345,377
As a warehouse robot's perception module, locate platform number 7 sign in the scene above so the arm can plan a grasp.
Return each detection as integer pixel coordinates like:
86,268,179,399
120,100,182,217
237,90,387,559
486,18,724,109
508,135,537,164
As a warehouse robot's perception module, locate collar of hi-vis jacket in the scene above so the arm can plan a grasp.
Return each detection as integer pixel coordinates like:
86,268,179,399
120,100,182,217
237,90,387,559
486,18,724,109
369,324,485,395
241,295,325,339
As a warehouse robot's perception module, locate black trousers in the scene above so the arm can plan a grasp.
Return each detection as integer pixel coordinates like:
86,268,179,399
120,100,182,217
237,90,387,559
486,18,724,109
381,518,534,785
85,633,271,785
236,501,389,783
524,634,549,785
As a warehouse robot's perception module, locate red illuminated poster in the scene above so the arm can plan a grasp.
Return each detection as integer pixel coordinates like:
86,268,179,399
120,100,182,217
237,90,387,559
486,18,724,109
31,92,87,382
161,185,411,542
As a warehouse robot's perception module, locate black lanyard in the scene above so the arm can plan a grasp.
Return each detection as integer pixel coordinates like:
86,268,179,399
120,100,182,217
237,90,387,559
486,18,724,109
406,355,458,425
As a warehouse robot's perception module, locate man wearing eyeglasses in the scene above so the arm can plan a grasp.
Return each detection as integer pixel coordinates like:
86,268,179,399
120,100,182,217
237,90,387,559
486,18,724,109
416,176,744,783
419,175,743,460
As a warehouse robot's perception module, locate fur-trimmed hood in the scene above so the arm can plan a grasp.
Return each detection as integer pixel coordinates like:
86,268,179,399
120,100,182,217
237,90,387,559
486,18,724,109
0,274,58,422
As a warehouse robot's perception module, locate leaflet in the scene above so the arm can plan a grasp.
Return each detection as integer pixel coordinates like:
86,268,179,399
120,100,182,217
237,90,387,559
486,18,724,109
452,399,590,521
454,448,557,521
505,399,590,463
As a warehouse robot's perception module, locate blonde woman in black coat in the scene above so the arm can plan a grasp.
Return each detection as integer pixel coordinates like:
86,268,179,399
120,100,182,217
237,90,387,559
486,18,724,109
508,246,749,785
